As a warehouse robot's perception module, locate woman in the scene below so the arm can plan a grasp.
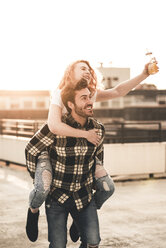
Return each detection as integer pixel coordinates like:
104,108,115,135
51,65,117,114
48,59,156,139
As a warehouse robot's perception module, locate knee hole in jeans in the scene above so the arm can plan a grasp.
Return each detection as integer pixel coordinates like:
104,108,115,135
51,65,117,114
103,181,115,195
103,181,111,191
42,170,52,191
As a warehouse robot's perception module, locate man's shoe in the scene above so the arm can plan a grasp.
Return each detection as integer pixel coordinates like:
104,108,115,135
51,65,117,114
26,208,39,242
69,221,79,242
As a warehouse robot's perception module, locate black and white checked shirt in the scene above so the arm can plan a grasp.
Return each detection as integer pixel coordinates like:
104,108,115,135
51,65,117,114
25,114,105,211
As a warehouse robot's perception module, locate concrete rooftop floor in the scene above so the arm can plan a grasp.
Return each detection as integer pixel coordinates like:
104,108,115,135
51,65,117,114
0,163,166,248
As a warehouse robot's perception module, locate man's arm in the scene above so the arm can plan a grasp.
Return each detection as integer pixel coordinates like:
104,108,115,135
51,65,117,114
25,124,54,179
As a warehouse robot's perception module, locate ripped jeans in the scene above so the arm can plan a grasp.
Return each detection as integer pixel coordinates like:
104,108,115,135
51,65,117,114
29,151,52,209
29,152,115,210
94,174,115,209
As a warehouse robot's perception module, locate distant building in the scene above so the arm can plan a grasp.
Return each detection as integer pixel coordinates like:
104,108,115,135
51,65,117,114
0,90,50,110
0,90,50,119
0,66,166,122
95,66,130,109
135,83,157,90
0,66,130,112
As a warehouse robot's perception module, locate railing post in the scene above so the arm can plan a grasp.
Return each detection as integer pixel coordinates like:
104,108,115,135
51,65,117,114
158,122,162,142
6,161,10,167
33,121,38,134
121,123,124,144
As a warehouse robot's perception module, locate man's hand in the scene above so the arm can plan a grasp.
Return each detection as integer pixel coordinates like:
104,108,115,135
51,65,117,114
85,129,101,146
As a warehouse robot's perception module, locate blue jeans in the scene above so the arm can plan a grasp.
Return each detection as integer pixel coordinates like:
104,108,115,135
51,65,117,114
29,152,115,209
45,197,100,248
94,175,115,209
29,151,52,209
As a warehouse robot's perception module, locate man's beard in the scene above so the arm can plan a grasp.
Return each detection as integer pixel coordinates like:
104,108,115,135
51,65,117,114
74,103,93,118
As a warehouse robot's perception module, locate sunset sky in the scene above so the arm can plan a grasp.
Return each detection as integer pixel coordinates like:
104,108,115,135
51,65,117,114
0,0,165,90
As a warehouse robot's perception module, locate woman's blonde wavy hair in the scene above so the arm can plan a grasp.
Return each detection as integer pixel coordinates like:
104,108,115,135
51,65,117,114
58,60,103,95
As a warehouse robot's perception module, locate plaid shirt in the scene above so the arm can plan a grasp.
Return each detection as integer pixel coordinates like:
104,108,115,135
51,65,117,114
25,114,105,211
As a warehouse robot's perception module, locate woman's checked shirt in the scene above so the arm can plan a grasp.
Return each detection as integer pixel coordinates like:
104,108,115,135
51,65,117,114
25,114,105,211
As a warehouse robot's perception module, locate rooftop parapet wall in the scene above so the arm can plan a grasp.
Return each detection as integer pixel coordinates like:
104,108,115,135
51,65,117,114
0,135,165,176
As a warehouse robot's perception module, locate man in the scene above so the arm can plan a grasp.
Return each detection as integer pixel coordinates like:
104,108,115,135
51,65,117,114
26,79,106,248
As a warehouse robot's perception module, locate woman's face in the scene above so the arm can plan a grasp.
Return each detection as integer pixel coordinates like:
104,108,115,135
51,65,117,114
72,62,91,85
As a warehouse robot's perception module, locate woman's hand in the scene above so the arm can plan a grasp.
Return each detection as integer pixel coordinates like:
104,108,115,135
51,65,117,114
85,129,101,146
143,63,150,76
143,61,159,76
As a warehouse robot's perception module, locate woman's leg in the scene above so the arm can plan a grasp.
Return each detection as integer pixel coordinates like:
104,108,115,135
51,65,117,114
26,151,52,242
94,162,115,209
29,151,52,210
94,173,115,209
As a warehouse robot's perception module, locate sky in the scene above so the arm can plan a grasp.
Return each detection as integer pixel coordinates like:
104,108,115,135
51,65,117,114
0,0,165,90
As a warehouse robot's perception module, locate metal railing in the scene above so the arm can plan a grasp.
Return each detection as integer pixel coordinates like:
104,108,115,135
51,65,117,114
0,119,165,143
104,122,163,143
0,119,44,138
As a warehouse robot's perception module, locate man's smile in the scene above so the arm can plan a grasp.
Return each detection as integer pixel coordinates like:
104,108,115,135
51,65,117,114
85,104,93,110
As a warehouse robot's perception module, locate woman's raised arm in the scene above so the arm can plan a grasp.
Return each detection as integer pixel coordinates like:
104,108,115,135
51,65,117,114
96,63,158,102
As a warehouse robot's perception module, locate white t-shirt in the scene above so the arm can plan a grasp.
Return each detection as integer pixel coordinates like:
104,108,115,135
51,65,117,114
50,88,97,114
